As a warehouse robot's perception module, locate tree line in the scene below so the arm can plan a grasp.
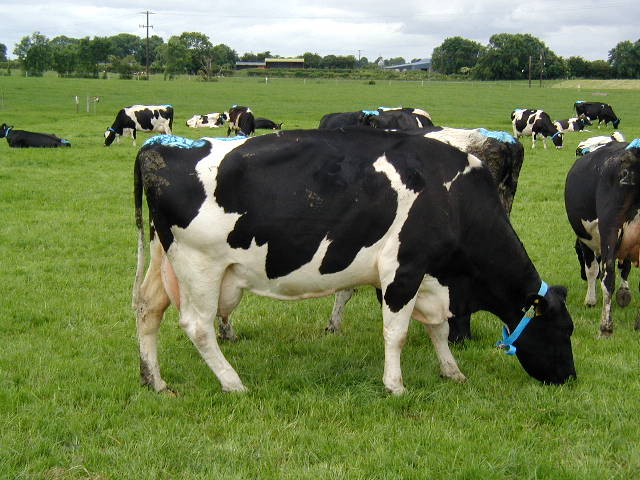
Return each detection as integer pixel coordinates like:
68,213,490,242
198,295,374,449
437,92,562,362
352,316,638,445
1,31,639,80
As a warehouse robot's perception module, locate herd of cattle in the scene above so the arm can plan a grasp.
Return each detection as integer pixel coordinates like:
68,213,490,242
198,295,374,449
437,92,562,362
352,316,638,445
3,97,639,394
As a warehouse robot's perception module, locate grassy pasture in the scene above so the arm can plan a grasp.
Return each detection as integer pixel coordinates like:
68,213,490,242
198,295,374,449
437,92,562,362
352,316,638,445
1,74,639,479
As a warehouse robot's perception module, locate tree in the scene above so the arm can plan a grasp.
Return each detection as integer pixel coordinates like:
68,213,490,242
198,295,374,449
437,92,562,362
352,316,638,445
303,52,322,68
0,43,7,62
589,59,613,79
608,40,640,78
474,33,564,80
76,36,111,77
566,56,591,78
110,54,141,79
431,36,484,74
384,57,406,66
211,44,237,67
162,35,189,79
179,32,213,75
20,32,52,76
110,33,143,59
241,51,271,62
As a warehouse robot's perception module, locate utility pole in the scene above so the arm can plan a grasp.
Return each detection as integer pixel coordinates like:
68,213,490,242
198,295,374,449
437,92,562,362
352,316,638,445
528,55,532,88
539,51,544,88
139,10,155,81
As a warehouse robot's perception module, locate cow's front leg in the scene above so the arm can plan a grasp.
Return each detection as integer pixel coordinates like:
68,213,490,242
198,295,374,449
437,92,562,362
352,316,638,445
326,288,355,332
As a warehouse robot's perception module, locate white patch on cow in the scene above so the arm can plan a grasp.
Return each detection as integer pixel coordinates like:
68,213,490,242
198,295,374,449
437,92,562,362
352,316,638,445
443,153,482,191
412,276,452,325
580,218,600,254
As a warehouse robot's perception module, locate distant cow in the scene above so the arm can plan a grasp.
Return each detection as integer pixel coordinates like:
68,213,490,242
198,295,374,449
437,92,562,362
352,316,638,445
133,129,576,394
554,115,592,133
325,127,525,342
575,132,626,156
367,108,434,130
226,105,255,137
318,111,369,129
186,113,227,129
511,109,563,148
104,105,173,146
565,139,640,336
0,123,71,148
254,117,283,130
375,106,434,129
574,101,620,129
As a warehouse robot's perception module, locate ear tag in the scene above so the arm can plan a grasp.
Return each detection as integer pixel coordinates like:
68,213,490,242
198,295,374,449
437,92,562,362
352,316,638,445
524,305,536,319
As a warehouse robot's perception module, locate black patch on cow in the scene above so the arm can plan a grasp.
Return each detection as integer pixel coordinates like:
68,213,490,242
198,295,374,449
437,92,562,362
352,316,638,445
135,109,158,131
201,115,209,124
136,141,212,251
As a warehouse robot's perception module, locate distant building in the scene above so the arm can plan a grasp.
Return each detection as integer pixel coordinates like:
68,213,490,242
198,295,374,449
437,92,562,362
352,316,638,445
383,58,432,72
235,58,305,70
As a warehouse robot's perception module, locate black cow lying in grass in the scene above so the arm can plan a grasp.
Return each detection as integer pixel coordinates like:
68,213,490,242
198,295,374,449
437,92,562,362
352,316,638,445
0,123,71,148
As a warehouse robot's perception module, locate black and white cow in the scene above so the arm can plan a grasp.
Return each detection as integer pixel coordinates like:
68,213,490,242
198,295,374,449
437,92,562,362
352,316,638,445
133,129,576,394
254,117,283,130
565,139,640,336
186,113,227,129
511,109,563,149
374,106,434,129
104,105,173,146
0,123,71,148
226,105,255,137
553,115,592,133
325,127,525,342
574,101,620,129
318,111,369,129
575,132,625,156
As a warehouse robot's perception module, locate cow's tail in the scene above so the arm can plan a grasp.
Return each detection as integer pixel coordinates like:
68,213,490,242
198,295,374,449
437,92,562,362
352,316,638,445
132,150,146,310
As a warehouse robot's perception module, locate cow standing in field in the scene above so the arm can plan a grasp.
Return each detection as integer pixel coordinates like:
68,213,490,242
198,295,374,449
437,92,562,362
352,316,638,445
226,106,255,137
324,126,525,342
104,105,173,146
133,129,576,394
574,101,620,129
186,113,227,129
553,115,592,133
575,132,626,156
565,139,640,336
511,109,563,149
0,123,71,148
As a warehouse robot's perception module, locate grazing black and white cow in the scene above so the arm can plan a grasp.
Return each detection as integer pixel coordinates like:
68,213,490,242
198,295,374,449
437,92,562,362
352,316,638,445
186,113,227,129
375,106,434,129
574,101,620,129
254,117,283,130
565,139,640,336
575,132,625,156
226,105,255,137
511,109,563,149
325,127,525,342
554,115,592,133
0,123,71,148
318,111,369,129
104,105,173,146
133,129,576,394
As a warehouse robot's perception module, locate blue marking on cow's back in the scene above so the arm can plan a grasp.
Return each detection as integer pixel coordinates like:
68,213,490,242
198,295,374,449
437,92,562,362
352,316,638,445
575,100,585,103
477,128,517,144
60,138,71,145
625,138,640,150
361,110,379,116
143,134,208,148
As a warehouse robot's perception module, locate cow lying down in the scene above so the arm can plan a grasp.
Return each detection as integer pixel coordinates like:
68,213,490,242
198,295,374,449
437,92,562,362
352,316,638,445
1,123,71,148
575,132,625,156
133,129,575,393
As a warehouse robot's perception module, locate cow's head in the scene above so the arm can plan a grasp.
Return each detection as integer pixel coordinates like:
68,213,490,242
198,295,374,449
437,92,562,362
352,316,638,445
613,117,621,129
0,123,12,138
509,285,576,384
551,131,564,148
578,114,592,127
104,127,117,146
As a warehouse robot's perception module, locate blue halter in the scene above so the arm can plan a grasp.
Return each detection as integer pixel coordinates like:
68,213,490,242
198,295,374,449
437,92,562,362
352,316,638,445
551,131,561,139
496,281,549,355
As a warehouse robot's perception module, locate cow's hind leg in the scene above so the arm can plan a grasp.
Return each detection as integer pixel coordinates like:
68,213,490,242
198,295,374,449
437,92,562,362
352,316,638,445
579,241,599,307
325,288,355,333
172,251,246,392
135,239,172,392
616,259,631,307
447,314,472,343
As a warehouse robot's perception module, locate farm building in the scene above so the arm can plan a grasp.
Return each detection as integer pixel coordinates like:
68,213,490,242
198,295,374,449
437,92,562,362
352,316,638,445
235,58,305,70
384,58,432,72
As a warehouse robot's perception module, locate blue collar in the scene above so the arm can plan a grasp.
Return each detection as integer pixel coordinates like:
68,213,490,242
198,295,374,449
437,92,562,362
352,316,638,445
4,127,11,136
551,131,561,139
496,281,548,355
108,127,117,133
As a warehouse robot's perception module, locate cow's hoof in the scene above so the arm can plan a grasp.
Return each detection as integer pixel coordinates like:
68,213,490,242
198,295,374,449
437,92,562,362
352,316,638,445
598,328,613,338
385,385,406,395
442,372,467,383
160,385,178,396
222,383,248,393
616,288,631,307
448,332,471,344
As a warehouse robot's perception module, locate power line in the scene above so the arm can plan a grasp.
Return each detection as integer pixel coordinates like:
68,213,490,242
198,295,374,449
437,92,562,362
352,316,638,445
139,10,155,80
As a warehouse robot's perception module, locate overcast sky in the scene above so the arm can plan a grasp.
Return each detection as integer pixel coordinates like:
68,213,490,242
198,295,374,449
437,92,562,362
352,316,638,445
2,1,638,62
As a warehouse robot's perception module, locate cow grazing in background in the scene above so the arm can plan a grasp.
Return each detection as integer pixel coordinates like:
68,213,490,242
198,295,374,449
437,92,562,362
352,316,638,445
367,108,434,130
254,117,283,130
511,109,563,148
325,127,525,343
104,105,173,146
574,101,620,129
186,113,227,129
226,105,255,137
318,111,369,129
554,115,592,133
576,132,626,156
0,123,71,148
133,129,576,394
565,139,640,336
376,106,433,129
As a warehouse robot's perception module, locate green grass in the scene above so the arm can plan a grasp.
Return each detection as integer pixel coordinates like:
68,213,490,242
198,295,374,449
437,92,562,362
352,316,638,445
1,74,640,479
